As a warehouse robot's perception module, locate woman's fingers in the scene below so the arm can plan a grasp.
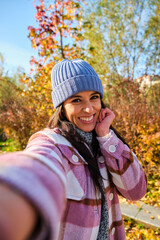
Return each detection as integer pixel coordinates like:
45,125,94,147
98,108,115,122
96,108,115,137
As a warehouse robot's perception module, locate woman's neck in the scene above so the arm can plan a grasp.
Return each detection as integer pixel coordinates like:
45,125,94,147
76,128,93,145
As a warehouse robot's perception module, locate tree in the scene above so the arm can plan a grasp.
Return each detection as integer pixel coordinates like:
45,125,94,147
83,0,160,82
28,0,85,61
21,0,86,131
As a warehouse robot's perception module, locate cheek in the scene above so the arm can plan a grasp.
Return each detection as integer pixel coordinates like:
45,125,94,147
63,106,76,123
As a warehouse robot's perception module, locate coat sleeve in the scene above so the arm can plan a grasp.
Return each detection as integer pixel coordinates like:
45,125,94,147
0,131,67,239
97,130,147,201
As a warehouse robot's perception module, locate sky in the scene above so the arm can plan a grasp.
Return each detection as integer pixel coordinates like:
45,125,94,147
0,0,38,75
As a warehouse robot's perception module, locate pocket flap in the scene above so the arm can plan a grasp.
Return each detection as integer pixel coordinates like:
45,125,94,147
57,145,87,165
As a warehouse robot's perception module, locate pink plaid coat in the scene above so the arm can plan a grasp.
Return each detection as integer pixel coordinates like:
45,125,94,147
0,128,147,240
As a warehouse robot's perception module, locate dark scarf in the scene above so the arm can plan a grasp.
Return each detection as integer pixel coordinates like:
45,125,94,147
76,128,93,145
76,128,109,240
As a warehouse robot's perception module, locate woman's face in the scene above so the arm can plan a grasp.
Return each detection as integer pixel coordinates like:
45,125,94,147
63,91,102,132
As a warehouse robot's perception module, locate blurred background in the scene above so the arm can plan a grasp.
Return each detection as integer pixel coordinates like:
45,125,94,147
0,1,159,238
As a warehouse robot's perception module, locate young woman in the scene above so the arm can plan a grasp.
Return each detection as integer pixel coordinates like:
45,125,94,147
0,59,147,240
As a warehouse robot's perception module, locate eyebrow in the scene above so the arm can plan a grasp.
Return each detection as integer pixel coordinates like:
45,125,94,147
68,92,100,99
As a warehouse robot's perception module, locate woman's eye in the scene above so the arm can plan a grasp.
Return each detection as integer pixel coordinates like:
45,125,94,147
71,98,81,103
91,95,100,100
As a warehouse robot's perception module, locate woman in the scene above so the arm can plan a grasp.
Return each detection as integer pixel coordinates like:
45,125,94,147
0,59,147,240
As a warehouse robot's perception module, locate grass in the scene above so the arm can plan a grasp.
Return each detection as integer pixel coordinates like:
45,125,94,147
124,218,160,240
0,138,21,153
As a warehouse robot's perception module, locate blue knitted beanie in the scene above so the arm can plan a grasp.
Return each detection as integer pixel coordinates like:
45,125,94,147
51,59,104,108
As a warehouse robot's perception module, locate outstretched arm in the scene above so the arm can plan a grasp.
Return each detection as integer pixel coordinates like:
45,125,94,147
0,132,67,240
0,184,37,240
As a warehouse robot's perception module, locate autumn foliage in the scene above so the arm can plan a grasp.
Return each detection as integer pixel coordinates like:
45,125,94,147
0,0,160,238
28,0,84,59
17,0,86,138
1,0,159,178
104,79,160,187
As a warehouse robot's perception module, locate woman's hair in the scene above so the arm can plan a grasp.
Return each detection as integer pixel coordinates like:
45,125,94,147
47,100,129,203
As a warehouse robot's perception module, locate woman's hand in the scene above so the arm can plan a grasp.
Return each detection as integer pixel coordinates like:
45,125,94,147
95,107,115,137
0,184,37,240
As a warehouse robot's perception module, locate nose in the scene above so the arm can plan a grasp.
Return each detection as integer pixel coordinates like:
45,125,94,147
82,101,93,113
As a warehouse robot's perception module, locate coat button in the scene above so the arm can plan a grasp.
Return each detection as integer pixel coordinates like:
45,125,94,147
111,227,115,235
72,155,79,162
109,193,113,201
109,145,116,153
98,156,105,163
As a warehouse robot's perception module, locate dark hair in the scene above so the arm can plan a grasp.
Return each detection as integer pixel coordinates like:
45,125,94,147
47,100,129,203
101,101,130,148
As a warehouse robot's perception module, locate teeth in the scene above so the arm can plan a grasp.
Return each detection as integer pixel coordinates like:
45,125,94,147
80,116,93,121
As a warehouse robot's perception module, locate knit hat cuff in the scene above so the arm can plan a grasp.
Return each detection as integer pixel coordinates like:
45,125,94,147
51,74,104,108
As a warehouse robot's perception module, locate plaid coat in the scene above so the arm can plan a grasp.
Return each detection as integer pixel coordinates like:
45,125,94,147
0,128,147,240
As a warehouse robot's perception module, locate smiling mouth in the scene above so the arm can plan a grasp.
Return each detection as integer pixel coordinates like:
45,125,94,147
79,115,94,122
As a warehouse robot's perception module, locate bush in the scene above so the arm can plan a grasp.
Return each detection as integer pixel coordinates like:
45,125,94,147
104,79,160,204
